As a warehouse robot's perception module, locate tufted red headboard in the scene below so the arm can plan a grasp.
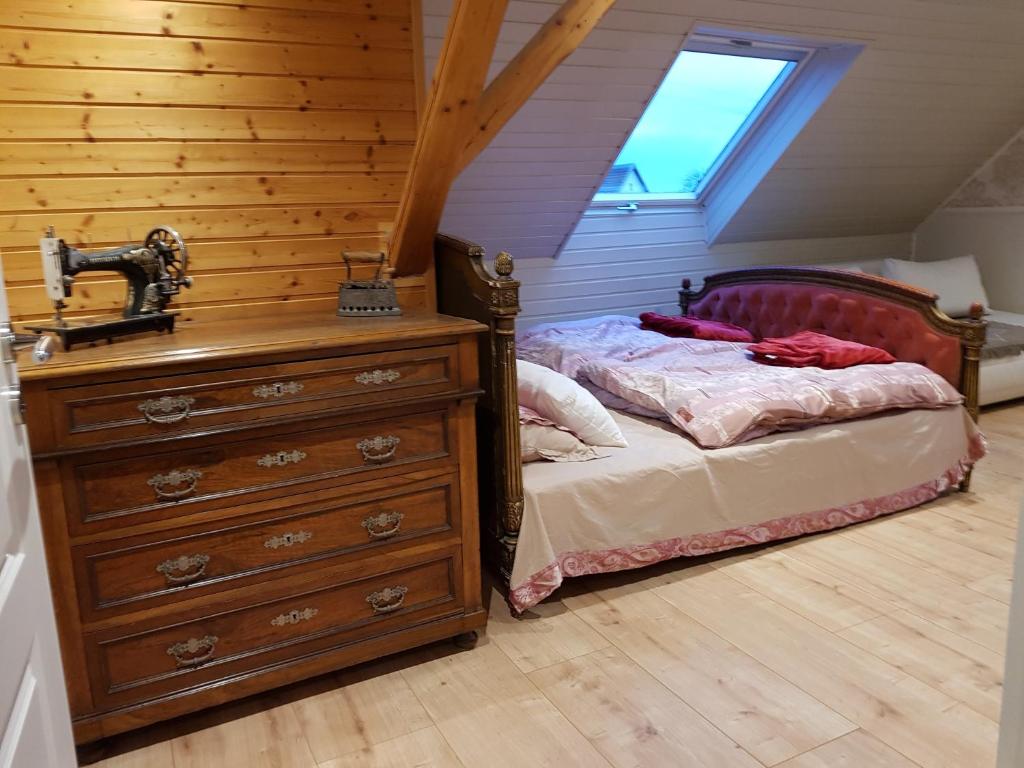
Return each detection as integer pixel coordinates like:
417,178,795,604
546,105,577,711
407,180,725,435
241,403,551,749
680,267,986,416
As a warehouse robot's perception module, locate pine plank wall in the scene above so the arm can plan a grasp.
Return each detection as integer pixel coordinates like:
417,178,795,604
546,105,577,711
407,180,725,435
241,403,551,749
0,0,427,326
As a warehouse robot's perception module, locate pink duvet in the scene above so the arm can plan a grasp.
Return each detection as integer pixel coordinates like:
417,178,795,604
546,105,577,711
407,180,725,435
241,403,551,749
518,316,963,448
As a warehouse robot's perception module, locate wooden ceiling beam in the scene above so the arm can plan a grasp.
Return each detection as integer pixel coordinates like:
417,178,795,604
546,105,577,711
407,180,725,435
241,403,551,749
389,0,509,277
456,0,618,175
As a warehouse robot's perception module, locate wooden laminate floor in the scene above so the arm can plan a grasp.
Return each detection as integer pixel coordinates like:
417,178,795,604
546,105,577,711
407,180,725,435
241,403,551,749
94,403,1024,768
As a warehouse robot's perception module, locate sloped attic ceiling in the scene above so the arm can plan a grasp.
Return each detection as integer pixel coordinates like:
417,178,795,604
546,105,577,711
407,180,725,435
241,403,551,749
424,0,1024,259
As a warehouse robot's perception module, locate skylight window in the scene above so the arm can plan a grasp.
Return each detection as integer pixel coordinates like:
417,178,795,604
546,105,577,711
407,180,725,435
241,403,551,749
600,37,804,197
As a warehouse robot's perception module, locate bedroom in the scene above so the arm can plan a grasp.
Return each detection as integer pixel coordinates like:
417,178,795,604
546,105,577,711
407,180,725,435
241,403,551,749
0,1,1022,767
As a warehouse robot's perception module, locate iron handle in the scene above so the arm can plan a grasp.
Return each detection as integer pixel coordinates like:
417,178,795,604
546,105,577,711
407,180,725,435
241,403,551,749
366,585,408,614
362,510,404,540
148,468,203,500
167,634,218,667
139,395,195,424
156,553,210,585
357,435,400,464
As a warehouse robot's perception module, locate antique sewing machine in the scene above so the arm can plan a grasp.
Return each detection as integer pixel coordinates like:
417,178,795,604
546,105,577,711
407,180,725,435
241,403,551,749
26,225,193,350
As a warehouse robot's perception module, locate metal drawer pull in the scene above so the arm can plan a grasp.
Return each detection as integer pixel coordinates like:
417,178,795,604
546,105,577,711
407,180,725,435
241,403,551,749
148,468,203,500
138,395,195,424
271,607,319,627
257,449,307,468
366,585,408,614
355,368,401,386
252,381,304,399
362,510,404,540
357,435,400,464
167,634,218,667
156,553,210,585
264,530,313,550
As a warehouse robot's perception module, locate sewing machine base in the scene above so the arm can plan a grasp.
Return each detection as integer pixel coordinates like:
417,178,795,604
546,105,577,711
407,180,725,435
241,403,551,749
26,313,177,351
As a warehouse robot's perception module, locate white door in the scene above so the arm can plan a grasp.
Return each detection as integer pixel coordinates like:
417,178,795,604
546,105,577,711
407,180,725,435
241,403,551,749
0,258,77,768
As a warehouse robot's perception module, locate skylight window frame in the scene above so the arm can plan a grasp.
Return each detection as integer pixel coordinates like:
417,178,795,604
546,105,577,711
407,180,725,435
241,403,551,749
688,35,813,200
593,32,817,207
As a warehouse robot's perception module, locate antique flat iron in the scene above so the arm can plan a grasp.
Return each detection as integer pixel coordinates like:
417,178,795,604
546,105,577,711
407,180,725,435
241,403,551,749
27,225,193,350
337,251,401,317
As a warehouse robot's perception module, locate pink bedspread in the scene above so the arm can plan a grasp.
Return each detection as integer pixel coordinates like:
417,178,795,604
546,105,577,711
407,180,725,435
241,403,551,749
518,316,963,448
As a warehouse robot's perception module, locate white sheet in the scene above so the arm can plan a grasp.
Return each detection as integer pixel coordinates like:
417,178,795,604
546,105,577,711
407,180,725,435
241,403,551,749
511,405,982,610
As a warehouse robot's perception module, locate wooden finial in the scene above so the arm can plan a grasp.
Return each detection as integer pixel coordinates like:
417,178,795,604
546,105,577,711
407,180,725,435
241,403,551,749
969,302,984,320
682,278,691,290
495,251,514,277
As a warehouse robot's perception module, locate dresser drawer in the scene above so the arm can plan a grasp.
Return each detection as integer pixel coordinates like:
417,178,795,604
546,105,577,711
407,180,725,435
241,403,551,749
88,548,461,709
75,475,459,622
46,345,460,449
66,407,454,533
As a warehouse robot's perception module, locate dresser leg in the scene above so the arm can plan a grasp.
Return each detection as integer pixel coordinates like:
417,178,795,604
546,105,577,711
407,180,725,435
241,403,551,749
76,740,109,766
452,630,479,650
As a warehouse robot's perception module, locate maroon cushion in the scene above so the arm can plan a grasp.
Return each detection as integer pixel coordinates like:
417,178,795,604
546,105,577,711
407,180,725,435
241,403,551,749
688,283,961,385
749,330,897,369
640,312,754,343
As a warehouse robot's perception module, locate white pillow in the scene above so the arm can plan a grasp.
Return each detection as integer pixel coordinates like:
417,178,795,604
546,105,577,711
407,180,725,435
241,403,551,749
882,256,989,317
516,359,627,447
520,423,606,463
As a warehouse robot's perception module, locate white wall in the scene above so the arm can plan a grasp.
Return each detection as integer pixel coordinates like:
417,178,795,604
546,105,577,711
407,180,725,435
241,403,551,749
514,202,911,326
915,210,1024,314
915,129,1024,314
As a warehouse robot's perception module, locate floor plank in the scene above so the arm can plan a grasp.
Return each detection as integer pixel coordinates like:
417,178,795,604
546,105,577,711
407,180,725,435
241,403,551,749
652,565,1000,768
318,727,464,768
168,693,317,768
399,641,614,768
529,646,762,768
775,729,922,768
781,531,1009,653
838,609,1004,722
899,506,1016,560
842,517,1011,601
289,661,434,764
711,548,895,632
486,589,610,674
564,586,855,766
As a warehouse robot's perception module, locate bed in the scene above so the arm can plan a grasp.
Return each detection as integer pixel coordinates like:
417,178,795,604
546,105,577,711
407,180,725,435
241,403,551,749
434,235,987,612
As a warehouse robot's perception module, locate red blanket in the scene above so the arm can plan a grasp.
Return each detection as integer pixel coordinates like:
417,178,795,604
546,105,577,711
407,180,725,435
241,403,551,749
640,312,754,343
749,330,896,369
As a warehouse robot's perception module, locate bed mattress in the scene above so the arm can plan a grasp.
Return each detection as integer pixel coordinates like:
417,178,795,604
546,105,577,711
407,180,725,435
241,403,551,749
510,405,984,612
981,310,1024,406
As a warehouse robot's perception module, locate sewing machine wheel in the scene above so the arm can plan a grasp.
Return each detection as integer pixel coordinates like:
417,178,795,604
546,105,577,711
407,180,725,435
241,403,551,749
145,225,190,288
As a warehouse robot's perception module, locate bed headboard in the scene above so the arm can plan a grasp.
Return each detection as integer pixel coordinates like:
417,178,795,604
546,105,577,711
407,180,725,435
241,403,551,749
680,266,987,420
435,233,523,583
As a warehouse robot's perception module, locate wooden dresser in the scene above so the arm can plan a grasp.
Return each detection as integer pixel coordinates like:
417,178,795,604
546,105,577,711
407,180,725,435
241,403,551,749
17,311,487,745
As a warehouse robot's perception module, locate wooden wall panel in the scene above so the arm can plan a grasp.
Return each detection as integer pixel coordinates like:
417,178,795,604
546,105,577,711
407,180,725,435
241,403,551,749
1,0,423,325
513,203,912,326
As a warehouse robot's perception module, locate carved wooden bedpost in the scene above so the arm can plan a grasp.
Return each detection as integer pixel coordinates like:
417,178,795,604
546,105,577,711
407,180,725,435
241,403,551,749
679,278,695,316
959,302,987,492
961,302,986,425
434,234,524,585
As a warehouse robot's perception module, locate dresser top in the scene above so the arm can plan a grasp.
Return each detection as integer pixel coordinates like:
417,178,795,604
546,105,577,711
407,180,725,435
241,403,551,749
18,311,486,382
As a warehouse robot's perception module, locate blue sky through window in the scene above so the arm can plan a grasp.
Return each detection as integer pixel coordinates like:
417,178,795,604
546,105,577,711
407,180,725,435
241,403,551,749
609,51,795,194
